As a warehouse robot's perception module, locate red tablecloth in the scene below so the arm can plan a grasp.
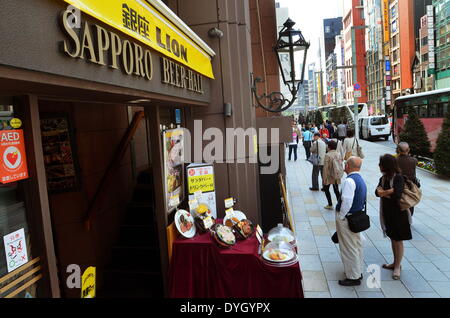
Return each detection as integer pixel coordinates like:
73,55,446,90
168,228,303,298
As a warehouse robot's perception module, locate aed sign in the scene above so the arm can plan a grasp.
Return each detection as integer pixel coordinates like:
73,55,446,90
0,130,29,184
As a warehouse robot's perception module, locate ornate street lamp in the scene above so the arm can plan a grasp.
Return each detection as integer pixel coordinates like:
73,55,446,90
252,18,310,113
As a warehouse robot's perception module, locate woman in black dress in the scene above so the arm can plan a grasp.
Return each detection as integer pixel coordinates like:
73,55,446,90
376,154,412,280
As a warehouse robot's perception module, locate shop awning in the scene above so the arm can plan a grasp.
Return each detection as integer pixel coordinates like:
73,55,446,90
63,0,215,79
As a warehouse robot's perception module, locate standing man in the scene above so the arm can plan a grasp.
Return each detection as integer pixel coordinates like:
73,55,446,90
337,121,347,142
396,142,419,216
288,120,301,161
335,156,367,286
326,120,335,138
310,133,326,191
302,125,314,160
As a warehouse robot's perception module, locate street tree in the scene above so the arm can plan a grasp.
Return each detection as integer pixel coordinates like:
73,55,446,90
399,108,431,157
434,111,450,177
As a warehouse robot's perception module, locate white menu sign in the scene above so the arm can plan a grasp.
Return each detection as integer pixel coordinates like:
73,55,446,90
3,228,29,273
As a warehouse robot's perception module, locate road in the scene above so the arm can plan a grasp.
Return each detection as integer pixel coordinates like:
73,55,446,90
286,139,450,298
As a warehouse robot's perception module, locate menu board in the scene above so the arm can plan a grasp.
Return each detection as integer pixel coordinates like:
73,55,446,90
40,114,80,193
187,164,217,218
163,128,185,212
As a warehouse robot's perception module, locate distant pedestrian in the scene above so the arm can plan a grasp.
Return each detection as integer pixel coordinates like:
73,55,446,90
376,154,412,281
335,156,367,286
302,125,314,160
337,121,347,141
319,124,330,140
343,129,358,160
310,133,326,191
326,120,335,138
288,120,301,161
323,140,343,210
332,122,338,138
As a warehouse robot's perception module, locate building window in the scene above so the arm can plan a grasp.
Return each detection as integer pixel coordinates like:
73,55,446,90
421,36,428,47
391,21,398,33
422,53,429,62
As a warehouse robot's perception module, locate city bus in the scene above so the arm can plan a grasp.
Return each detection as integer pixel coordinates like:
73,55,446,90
318,103,369,127
393,87,449,151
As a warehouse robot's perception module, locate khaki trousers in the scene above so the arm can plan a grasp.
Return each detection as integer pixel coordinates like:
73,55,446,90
335,213,364,280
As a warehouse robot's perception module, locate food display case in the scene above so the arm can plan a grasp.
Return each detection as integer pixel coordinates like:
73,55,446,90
261,240,298,267
267,223,297,247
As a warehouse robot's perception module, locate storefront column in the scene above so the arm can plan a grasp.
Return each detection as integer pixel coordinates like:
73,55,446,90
145,105,169,297
18,95,60,298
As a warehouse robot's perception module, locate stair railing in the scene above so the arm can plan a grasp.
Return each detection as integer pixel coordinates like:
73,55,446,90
84,110,145,230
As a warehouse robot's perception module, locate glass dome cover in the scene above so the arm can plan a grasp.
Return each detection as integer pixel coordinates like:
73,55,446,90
267,224,296,245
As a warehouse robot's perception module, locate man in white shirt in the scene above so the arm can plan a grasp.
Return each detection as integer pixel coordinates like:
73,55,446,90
335,156,367,286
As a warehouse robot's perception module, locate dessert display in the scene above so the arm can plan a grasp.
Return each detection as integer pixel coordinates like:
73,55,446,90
261,241,298,267
174,209,196,239
211,224,236,248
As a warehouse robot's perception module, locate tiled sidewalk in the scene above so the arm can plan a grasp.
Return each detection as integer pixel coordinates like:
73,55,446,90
285,139,450,298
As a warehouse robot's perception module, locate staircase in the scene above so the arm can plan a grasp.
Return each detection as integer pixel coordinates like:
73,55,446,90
98,170,164,298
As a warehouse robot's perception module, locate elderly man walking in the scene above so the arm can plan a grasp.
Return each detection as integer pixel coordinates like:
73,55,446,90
396,142,418,216
335,156,367,286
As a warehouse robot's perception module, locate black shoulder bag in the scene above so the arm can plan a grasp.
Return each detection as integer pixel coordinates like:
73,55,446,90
346,201,370,233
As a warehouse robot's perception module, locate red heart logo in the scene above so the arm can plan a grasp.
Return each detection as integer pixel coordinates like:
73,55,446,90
6,152,18,166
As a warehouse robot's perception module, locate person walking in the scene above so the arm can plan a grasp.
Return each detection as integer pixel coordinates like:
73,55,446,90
343,129,358,160
302,125,314,160
376,154,412,280
396,142,419,216
337,121,347,141
326,120,335,138
335,156,367,286
323,140,343,210
310,133,326,191
288,120,301,161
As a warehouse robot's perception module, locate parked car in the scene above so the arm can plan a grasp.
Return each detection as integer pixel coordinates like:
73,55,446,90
359,116,391,141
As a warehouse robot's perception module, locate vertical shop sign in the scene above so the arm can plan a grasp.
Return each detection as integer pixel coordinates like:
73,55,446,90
3,228,29,273
382,0,390,43
81,266,96,298
0,130,29,184
187,164,217,218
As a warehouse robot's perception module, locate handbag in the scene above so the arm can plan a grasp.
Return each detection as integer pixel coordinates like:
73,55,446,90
345,201,370,233
307,153,320,166
399,176,422,210
355,138,365,159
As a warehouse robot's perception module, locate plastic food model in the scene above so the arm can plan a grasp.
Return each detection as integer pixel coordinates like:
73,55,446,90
194,203,215,232
213,224,236,247
262,241,297,267
180,214,193,233
233,219,254,240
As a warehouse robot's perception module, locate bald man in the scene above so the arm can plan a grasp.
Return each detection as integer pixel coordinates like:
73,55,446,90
396,142,418,216
335,156,367,286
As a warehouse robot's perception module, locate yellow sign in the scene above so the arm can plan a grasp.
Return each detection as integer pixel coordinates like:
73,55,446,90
81,266,96,298
382,0,390,43
10,118,22,129
63,0,214,79
188,174,214,194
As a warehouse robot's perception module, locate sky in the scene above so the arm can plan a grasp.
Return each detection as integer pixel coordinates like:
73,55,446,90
276,0,345,70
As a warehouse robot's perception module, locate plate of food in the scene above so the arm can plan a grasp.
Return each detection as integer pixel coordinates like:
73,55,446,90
174,209,196,238
233,219,254,240
223,210,246,227
262,248,296,263
211,224,236,248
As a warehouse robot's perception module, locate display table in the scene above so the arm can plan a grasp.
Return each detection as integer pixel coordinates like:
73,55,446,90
168,228,303,298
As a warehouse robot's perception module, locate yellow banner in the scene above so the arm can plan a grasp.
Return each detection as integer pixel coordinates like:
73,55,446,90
188,174,215,194
63,0,214,79
382,0,390,43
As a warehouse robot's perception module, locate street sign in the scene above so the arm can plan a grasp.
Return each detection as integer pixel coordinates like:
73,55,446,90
354,91,362,98
354,83,361,91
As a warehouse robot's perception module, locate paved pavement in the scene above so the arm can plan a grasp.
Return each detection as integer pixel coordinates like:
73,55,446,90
285,139,450,298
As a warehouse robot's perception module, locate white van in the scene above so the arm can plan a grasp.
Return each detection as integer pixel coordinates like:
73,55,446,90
359,116,391,141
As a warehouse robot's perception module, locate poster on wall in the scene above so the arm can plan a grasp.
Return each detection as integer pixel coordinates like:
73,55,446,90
3,228,29,273
40,114,80,193
163,128,185,213
0,130,29,184
186,164,217,218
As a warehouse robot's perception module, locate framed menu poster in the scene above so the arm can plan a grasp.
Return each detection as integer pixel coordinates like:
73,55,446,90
40,113,80,193
162,128,185,213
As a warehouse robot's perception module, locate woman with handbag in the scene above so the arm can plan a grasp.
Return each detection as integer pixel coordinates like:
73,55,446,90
376,154,412,280
322,140,343,210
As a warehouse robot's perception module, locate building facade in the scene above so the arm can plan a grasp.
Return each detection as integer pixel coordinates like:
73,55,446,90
415,9,436,92
343,0,368,104
434,0,450,89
